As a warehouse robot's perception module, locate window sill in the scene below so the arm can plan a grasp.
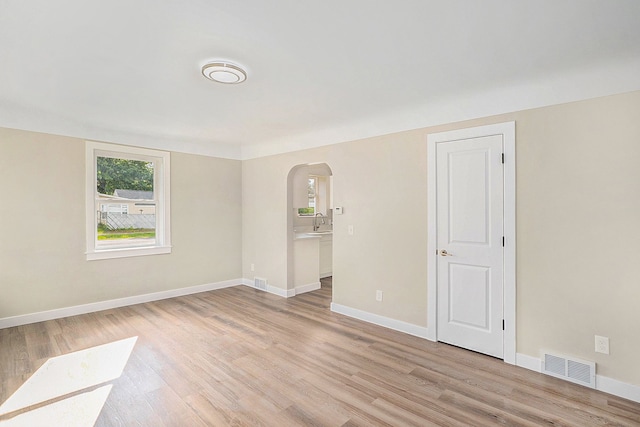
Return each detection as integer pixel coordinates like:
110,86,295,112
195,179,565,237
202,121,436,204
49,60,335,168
86,245,172,261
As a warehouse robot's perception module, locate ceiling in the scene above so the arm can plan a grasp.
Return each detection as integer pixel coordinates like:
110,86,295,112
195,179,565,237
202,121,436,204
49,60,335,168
1,1,639,159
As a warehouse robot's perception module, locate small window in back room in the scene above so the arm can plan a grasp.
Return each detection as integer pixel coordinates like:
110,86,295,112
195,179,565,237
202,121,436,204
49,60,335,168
298,176,316,216
86,141,171,260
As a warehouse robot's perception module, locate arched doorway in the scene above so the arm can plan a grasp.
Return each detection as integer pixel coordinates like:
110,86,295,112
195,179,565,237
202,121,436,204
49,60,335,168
286,163,333,297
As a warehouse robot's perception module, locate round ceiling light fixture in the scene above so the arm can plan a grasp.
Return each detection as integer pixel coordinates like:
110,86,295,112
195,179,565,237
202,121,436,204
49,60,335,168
201,61,247,84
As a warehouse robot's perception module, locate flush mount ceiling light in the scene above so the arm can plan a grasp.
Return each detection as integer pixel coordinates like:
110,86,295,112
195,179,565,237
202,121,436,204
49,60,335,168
201,61,247,84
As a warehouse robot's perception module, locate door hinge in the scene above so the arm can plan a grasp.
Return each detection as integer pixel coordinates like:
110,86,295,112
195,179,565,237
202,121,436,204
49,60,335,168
502,319,505,330
502,236,505,247
501,153,504,164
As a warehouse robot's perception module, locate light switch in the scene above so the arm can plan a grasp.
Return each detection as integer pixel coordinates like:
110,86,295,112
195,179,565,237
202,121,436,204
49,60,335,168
334,206,343,215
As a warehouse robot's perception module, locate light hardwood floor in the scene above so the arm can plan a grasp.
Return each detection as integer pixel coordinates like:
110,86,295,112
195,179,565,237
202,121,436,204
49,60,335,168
1,278,639,426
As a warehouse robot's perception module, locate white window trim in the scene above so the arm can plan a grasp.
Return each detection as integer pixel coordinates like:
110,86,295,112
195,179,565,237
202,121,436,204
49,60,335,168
85,141,171,261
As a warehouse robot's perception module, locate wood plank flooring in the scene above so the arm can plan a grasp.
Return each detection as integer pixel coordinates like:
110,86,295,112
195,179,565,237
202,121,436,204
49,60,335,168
1,278,639,426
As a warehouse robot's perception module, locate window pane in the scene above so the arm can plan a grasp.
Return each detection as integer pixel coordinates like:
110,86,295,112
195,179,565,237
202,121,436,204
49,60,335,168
96,157,156,248
297,177,317,216
307,177,316,198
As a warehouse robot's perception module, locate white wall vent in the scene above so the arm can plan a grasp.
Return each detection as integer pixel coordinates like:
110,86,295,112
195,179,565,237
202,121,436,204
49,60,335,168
542,352,596,389
254,277,267,291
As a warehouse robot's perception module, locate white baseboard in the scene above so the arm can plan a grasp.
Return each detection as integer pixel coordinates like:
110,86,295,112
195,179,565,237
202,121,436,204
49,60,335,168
330,302,429,340
295,281,321,295
243,278,318,298
0,278,242,329
2,277,319,329
516,352,542,372
516,353,640,403
241,278,291,297
264,285,294,298
597,375,640,403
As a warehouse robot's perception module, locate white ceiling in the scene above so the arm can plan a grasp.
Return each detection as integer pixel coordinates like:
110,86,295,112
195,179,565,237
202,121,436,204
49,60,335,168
1,1,639,159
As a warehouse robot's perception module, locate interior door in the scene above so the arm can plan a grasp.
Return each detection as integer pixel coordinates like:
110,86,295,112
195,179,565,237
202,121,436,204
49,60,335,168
436,135,504,358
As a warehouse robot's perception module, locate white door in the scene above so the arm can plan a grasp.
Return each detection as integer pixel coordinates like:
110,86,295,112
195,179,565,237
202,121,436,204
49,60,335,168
436,135,504,358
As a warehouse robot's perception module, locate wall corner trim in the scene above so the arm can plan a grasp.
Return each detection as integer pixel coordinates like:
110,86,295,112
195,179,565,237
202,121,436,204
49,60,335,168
330,302,429,340
294,282,321,296
265,285,295,298
0,279,242,329
516,353,640,403
241,278,316,298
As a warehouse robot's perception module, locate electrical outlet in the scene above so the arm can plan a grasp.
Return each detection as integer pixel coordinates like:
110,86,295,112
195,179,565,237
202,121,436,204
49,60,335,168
595,335,609,354
250,263,255,272
376,290,383,302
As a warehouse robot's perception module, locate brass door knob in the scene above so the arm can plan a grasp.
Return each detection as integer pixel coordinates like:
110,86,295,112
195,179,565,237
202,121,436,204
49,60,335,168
439,249,453,256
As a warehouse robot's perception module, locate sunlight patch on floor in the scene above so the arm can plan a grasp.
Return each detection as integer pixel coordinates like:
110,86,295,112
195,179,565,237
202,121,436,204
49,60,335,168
0,385,112,427
0,336,137,425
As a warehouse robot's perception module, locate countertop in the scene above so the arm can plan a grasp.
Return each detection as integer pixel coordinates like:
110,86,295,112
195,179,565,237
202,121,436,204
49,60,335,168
294,230,333,240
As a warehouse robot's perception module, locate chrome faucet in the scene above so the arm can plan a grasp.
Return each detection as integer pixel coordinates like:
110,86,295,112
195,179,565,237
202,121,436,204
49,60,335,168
313,213,326,231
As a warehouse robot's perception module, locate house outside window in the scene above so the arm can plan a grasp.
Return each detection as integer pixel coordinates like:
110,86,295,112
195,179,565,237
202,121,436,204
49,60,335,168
100,204,129,214
86,141,171,260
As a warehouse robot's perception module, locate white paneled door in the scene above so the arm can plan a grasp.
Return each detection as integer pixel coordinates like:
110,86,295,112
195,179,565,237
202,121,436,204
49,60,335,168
436,135,504,358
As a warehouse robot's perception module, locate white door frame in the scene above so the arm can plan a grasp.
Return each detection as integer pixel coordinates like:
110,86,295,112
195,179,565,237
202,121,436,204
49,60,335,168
427,122,516,365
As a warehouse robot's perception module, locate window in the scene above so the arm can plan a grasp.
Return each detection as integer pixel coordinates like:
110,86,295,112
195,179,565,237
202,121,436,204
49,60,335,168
298,177,317,216
86,142,171,260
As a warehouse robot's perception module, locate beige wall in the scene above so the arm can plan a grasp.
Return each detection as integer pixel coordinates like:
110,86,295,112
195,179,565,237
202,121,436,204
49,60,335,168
514,91,640,384
242,146,331,289
242,90,640,386
2,90,639,388
0,128,242,318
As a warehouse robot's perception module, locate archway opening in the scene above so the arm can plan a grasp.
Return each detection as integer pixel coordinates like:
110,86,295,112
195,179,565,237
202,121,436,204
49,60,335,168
286,163,333,298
